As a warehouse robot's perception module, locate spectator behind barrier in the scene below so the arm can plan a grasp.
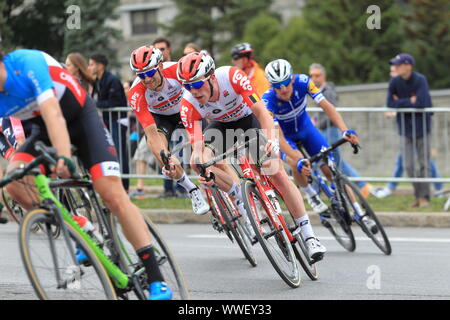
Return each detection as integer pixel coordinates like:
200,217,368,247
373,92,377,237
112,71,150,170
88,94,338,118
387,53,433,208
89,53,130,191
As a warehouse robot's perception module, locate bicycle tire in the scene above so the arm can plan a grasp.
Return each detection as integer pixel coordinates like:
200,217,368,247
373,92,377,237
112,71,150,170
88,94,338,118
2,188,22,224
19,209,117,300
338,177,392,255
142,213,190,300
208,192,234,242
212,189,257,267
2,188,43,233
270,188,319,280
241,179,301,288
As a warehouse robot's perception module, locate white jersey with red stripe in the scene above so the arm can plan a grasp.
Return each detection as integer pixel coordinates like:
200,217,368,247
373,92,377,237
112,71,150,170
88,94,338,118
128,62,183,129
180,66,261,141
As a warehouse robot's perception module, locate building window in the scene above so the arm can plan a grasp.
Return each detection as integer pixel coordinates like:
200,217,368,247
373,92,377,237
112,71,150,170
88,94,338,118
131,9,157,35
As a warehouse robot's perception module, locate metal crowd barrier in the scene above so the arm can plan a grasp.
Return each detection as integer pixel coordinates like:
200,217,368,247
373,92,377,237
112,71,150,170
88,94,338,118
100,106,450,184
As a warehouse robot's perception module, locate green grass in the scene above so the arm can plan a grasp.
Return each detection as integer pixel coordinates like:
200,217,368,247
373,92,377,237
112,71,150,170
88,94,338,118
366,195,448,212
132,194,448,212
132,197,192,209
129,178,200,187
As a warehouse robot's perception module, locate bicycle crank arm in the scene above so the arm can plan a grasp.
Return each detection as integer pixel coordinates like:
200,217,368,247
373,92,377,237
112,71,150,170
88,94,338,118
264,227,283,240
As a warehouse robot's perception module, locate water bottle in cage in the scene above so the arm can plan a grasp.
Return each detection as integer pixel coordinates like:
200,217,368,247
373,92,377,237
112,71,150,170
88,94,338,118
73,215,104,246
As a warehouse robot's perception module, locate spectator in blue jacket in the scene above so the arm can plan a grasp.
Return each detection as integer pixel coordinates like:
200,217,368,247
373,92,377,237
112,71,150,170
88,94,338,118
387,53,432,208
89,53,130,191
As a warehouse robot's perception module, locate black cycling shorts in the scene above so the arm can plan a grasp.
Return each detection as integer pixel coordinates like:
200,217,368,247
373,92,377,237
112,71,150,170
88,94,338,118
11,93,120,181
204,113,270,165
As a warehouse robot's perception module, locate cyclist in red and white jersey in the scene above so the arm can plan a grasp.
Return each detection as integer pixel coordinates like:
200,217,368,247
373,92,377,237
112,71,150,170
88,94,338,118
128,46,209,215
178,52,326,260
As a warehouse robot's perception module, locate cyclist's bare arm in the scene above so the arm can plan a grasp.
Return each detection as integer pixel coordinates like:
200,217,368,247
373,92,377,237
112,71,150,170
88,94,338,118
39,97,72,177
144,124,169,167
144,124,184,180
317,98,348,132
317,98,359,145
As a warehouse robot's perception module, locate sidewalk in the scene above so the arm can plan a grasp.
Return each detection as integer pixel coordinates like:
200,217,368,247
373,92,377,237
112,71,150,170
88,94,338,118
142,209,450,228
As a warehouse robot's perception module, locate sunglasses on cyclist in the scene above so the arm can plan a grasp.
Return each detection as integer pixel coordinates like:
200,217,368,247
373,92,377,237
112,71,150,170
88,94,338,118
137,67,158,80
271,77,292,89
183,76,210,91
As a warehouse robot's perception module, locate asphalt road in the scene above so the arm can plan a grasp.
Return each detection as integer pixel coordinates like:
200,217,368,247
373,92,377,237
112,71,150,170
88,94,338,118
1,222,450,300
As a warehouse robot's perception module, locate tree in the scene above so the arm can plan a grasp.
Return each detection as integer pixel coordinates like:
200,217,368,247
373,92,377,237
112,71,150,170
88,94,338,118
286,0,404,84
64,0,122,68
402,0,450,89
0,0,18,51
217,11,281,66
167,0,272,58
7,0,67,58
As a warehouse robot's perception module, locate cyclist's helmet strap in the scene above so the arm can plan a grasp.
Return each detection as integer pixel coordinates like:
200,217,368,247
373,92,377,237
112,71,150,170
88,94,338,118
129,45,163,72
265,59,293,84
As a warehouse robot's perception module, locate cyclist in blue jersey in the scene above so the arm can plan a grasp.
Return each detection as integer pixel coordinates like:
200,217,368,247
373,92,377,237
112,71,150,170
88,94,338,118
262,59,376,231
0,49,171,300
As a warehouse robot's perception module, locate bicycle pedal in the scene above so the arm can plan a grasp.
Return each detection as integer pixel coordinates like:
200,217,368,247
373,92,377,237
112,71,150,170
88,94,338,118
311,252,324,263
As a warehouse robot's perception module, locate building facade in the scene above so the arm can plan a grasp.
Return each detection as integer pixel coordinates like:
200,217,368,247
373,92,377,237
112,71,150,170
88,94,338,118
114,0,305,79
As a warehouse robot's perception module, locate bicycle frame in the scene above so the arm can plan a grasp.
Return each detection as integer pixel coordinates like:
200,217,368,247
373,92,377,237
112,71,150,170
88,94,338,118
238,155,296,243
34,173,129,289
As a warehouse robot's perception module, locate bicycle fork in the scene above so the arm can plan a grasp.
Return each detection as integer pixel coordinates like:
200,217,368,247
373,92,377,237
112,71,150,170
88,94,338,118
43,199,81,289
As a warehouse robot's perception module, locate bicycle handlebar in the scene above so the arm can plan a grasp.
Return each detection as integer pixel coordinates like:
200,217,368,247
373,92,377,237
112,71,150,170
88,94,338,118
0,141,61,188
160,142,191,171
307,137,360,164
200,136,259,170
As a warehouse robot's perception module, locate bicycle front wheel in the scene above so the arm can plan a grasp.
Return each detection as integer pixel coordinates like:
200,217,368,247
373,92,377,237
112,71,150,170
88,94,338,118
19,209,117,300
241,179,300,288
213,189,257,267
142,214,190,299
338,177,392,255
270,188,319,281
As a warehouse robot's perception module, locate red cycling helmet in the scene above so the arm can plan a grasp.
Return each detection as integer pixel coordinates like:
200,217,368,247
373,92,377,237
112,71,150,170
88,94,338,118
177,51,215,83
129,45,163,72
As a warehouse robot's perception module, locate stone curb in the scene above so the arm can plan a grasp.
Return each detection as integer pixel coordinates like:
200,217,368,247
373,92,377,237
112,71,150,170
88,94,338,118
142,209,450,228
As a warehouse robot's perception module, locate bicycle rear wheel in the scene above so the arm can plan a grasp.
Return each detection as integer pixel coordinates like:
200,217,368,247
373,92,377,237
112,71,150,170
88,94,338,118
213,189,257,267
338,177,392,255
241,179,300,288
316,179,356,252
19,209,117,300
111,213,190,300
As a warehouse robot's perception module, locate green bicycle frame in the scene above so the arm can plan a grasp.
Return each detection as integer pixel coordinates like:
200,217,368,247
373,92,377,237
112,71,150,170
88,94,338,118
34,174,129,289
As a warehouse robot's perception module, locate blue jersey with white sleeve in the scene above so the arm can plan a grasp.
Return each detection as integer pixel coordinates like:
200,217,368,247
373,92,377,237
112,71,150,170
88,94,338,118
262,74,330,157
262,73,325,136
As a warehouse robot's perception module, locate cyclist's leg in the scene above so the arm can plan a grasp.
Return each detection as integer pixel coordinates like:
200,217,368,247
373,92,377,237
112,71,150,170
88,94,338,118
75,99,170,299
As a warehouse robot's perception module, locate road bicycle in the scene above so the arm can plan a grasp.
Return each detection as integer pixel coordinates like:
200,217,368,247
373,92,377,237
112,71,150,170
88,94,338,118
161,147,257,267
198,137,320,287
0,142,189,300
299,138,392,255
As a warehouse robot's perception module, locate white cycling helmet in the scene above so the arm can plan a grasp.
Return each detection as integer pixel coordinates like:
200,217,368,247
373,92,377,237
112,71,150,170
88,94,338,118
265,59,293,84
